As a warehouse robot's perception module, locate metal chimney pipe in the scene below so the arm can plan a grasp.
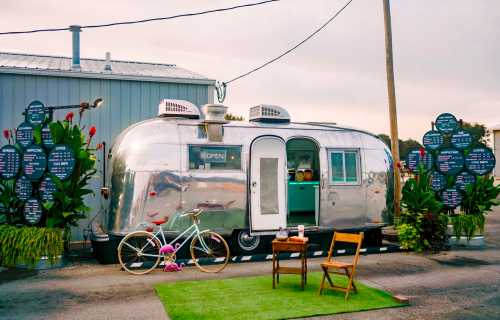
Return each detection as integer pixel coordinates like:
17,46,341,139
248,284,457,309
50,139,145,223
69,25,81,71
104,52,112,71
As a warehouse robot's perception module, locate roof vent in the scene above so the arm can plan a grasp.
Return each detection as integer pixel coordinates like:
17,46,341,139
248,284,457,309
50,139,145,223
249,104,290,123
158,99,200,119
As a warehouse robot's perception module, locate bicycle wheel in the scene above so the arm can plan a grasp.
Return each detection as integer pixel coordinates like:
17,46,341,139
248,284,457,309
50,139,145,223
118,231,161,275
190,231,230,273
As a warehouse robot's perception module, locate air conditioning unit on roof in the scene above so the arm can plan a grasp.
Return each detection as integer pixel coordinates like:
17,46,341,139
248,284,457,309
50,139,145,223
249,104,290,123
158,99,200,119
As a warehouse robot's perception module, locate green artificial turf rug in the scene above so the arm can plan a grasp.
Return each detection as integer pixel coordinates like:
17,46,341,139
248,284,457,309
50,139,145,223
154,272,407,320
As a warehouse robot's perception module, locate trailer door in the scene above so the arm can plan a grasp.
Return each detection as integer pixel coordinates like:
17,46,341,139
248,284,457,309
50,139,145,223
250,136,287,232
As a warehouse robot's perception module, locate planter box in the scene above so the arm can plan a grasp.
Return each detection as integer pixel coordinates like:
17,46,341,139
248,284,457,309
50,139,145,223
446,225,485,248
448,235,485,247
15,255,68,270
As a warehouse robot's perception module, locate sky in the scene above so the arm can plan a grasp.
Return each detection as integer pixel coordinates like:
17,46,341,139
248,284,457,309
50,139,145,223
1,0,499,140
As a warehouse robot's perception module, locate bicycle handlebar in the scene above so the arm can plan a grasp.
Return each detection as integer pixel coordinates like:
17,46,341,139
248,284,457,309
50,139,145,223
180,208,203,218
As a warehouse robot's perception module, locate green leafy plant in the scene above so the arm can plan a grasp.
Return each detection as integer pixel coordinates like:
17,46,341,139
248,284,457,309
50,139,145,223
0,225,64,266
451,176,500,240
461,176,500,215
0,179,25,225
450,214,485,240
396,223,422,251
399,164,447,252
42,117,98,231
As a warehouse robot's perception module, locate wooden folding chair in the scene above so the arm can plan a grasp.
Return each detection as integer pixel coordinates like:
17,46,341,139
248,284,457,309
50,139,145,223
318,232,364,300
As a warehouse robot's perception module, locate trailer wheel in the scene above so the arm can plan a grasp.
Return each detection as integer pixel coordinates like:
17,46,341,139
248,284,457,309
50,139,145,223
234,230,261,254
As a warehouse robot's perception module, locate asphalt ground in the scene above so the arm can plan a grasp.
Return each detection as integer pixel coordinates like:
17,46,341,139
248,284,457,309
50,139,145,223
1,207,499,320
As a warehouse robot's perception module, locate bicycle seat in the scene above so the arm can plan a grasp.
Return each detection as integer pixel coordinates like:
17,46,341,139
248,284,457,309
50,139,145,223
152,218,168,225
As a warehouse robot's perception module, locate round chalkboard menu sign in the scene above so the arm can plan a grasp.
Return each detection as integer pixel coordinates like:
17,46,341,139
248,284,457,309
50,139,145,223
455,171,476,192
26,100,46,125
465,147,496,175
41,124,55,149
430,171,447,192
15,175,32,201
423,130,444,150
48,144,76,180
40,176,57,202
0,145,21,179
406,149,433,171
451,130,473,150
442,187,462,208
435,148,464,175
24,197,42,225
15,122,34,148
23,145,47,180
435,113,458,134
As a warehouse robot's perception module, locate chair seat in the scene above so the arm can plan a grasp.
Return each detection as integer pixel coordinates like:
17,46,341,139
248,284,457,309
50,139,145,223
152,218,168,225
321,260,353,269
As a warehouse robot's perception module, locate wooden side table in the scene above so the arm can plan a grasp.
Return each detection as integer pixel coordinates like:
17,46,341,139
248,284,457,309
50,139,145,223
272,238,308,290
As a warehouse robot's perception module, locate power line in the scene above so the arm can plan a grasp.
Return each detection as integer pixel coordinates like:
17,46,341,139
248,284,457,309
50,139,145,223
0,0,280,36
224,0,354,85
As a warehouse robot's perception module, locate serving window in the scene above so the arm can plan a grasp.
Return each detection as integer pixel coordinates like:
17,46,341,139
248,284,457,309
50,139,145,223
188,145,242,170
328,149,361,185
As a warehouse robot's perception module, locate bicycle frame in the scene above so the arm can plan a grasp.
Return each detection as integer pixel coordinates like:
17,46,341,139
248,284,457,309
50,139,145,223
139,221,211,259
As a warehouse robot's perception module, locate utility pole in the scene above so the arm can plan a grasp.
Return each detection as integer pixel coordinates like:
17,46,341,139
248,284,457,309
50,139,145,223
383,0,401,218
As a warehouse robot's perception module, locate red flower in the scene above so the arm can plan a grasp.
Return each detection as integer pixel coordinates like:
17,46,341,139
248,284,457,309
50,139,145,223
149,191,157,197
3,129,9,139
419,148,426,158
89,126,96,138
65,112,74,122
96,143,103,150
396,161,402,169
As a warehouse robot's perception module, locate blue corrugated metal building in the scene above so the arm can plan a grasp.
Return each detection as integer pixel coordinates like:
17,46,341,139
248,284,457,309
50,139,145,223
0,51,215,239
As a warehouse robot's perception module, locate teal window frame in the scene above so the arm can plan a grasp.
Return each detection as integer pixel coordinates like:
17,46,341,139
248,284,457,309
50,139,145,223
328,149,361,185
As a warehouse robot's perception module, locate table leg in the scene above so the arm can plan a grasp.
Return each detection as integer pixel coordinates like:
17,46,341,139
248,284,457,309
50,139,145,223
304,247,308,285
272,249,276,289
276,251,280,284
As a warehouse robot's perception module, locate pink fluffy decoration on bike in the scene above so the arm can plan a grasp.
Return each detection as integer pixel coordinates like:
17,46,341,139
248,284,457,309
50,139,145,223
160,244,175,254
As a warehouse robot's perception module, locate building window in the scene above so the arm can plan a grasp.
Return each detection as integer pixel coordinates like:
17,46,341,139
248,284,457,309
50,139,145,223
188,145,242,170
328,150,360,185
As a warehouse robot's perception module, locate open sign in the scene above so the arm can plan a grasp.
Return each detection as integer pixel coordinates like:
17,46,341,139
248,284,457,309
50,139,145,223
200,149,227,163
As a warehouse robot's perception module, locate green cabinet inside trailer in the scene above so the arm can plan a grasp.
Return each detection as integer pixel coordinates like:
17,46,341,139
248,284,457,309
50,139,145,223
287,181,319,212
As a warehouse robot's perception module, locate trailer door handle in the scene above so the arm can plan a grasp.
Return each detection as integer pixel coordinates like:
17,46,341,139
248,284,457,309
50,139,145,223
252,181,257,188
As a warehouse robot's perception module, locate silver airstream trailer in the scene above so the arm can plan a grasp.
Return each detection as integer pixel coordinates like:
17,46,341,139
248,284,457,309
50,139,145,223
92,100,392,261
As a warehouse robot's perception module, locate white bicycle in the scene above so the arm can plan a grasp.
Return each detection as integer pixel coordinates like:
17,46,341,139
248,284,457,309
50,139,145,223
117,209,230,275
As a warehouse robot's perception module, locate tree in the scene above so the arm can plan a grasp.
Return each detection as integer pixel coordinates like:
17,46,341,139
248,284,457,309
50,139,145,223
462,122,490,145
377,134,423,160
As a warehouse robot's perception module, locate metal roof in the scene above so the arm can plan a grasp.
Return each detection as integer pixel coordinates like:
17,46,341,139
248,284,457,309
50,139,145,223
0,52,215,85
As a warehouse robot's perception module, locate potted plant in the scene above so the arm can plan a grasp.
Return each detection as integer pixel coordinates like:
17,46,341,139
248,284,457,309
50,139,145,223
449,176,500,246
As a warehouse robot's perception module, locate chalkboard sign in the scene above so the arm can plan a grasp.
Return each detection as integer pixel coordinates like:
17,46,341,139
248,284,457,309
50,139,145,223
15,122,34,148
15,175,32,201
406,149,433,171
23,145,47,180
0,145,21,179
40,176,57,202
435,113,458,134
451,130,473,150
455,171,476,192
48,144,76,180
24,197,42,225
41,124,55,149
430,171,447,191
422,130,444,150
442,187,462,208
465,147,496,175
435,148,464,175
26,100,46,125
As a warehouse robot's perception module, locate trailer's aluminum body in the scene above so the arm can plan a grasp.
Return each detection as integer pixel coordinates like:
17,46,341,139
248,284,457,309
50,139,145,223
105,117,392,237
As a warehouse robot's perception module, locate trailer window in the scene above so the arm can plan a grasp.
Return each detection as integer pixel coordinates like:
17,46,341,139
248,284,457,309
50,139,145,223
189,145,242,170
328,150,360,185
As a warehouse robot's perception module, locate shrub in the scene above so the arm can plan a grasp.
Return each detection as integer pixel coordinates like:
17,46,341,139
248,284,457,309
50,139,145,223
0,225,64,266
